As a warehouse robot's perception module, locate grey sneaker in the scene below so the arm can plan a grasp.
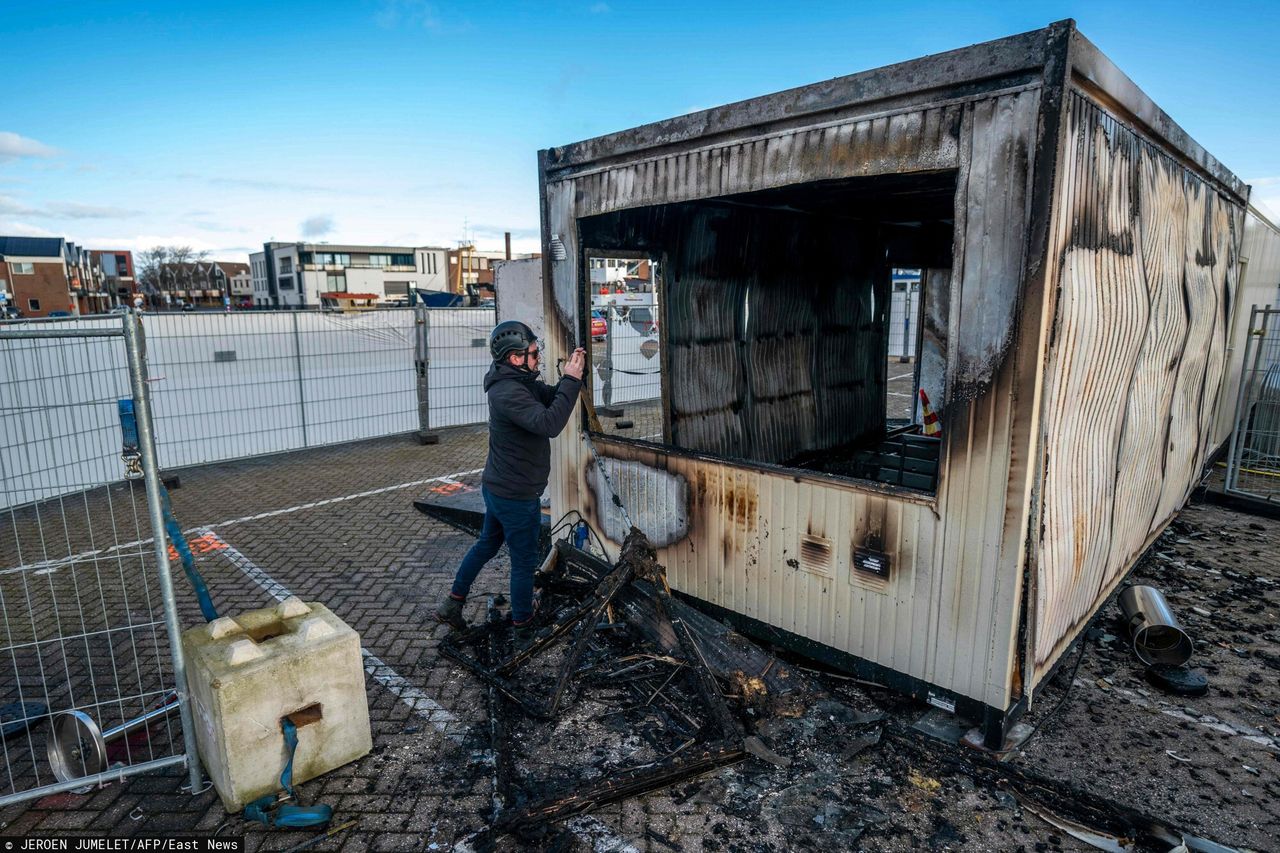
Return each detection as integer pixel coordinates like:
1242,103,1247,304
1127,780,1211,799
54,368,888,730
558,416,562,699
435,596,467,631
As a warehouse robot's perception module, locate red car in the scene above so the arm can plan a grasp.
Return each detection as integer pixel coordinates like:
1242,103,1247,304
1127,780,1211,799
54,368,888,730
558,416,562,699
591,311,607,341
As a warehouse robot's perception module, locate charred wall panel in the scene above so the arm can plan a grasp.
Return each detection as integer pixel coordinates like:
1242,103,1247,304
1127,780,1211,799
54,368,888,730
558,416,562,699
566,104,965,220
918,267,951,415
546,86,1045,711
1034,92,1245,679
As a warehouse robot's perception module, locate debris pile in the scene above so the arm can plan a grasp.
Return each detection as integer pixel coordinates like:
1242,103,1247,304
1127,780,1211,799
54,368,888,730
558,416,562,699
423,501,1276,851
442,528,805,846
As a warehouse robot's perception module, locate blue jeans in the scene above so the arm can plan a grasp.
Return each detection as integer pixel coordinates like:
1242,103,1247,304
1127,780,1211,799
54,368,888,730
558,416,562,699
450,487,541,624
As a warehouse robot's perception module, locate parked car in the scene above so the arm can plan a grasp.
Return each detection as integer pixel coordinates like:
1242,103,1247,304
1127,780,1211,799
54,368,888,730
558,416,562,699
48,310,72,318
591,310,607,341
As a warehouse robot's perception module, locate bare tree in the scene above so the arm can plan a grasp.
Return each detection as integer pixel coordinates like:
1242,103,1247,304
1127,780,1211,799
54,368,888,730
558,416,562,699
135,246,170,305
136,246,209,307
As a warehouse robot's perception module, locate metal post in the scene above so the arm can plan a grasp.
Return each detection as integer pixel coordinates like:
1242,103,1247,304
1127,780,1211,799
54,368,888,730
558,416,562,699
121,314,203,794
597,306,623,418
1225,306,1259,492
899,288,912,364
292,311,309,447
414,305,439,444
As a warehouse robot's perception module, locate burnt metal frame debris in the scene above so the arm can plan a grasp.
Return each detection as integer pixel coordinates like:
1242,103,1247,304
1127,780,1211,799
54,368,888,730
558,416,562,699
442,531,753,840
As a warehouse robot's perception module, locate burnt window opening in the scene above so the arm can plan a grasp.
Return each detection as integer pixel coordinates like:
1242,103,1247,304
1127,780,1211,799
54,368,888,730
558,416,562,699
579,171,955,495
584,252,664,441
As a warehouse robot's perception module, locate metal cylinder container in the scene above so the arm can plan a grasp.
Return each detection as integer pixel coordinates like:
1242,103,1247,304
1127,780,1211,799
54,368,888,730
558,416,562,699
1118,585,1193,666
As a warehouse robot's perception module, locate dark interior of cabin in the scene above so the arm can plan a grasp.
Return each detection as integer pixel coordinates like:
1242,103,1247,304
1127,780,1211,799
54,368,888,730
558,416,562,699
579,171,956,493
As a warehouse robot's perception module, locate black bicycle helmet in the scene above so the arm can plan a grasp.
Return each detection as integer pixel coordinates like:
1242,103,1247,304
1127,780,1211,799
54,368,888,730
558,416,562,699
489,320,536,361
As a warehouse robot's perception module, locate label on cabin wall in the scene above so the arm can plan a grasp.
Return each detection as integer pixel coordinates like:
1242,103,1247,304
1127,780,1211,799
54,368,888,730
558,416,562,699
926,692,957,713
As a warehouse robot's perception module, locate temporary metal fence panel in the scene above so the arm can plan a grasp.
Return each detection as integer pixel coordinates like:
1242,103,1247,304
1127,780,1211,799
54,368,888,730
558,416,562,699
0,317,198,805
419,307,495,430
144,312,305,464
1226,306,1280,502
0,317,128,509
296,311,418,446
144,310,419,468
887,284,920,359
592,309,662,407
590,308,664,442
3,309,492,516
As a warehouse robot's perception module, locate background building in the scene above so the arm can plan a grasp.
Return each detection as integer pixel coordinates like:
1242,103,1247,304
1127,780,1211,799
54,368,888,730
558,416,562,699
65,242,109,315
251,242,451,308
153,260,252,308
0,236,79,317
227,263,253,306
447,243,540,295
90,249,136,306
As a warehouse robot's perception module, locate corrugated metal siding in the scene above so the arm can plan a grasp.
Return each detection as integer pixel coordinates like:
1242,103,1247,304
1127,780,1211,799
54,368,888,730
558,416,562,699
567,102,971,219
1033,91,1245,679
1213,209,1280,443
546,86,1044,710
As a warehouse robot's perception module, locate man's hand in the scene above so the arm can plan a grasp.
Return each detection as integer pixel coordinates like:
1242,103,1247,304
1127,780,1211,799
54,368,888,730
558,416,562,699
564,347,586,380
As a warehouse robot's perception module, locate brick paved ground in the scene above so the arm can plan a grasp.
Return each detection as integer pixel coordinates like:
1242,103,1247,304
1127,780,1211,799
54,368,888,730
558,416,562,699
0,424,1274,852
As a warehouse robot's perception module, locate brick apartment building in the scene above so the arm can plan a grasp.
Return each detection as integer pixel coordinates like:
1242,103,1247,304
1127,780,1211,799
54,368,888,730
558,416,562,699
90,249,137,305
0,236,79,317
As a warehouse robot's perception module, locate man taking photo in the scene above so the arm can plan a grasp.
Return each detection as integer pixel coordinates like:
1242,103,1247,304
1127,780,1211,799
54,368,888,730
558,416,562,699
435,321,586,648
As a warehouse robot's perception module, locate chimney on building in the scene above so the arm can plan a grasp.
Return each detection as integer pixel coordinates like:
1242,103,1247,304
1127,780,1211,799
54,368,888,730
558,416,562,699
504,232,512,260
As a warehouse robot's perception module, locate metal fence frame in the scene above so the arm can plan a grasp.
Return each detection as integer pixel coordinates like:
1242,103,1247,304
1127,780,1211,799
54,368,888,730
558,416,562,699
0,305,505,805
3,307,499,513
0,314,200,806
415,305,496,434
1226,305,1280,502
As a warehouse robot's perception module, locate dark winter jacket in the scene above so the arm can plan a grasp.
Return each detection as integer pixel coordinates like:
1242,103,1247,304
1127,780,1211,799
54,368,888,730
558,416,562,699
481,361,582,500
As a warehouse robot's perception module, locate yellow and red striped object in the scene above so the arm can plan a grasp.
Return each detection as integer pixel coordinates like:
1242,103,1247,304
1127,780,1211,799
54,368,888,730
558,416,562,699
919,388,942,437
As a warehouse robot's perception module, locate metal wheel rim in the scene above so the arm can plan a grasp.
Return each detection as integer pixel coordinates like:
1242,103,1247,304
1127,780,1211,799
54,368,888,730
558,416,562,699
47,710,106,783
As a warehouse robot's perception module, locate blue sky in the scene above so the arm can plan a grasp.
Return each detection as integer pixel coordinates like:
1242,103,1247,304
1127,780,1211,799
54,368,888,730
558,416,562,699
1,0,1278,260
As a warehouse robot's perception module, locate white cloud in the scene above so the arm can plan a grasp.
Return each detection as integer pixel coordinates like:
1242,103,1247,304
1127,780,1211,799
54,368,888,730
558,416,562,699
0,132,57,163
589,2,611,12
45,202,140,220
470,223,539,242
0,194,138,220
301,214,335,238
0,194,38,216
375,0,442,31
0,220,58,238
80,233,227,254
196,174,337,194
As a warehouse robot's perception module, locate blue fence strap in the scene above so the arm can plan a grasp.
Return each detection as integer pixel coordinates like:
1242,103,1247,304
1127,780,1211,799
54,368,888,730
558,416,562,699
117,399,219,623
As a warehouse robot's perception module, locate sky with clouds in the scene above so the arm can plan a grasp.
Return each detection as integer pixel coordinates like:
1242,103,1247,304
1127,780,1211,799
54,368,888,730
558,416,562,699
1,0,1278,261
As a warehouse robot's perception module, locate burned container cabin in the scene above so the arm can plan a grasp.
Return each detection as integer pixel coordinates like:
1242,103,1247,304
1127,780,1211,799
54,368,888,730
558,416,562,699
537,20,1258,746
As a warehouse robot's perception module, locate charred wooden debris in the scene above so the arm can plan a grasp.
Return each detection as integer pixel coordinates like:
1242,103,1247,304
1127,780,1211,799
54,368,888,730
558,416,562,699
441,528,805,845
